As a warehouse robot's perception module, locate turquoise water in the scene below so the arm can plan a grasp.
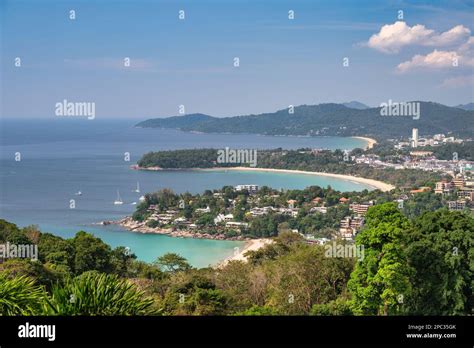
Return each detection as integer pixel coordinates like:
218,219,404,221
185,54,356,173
30,223,243,268
0,119,370,266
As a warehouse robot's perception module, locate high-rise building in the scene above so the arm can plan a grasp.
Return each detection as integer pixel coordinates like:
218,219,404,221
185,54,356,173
349,202,373,216
434,181,454,195
453,175,465,189
411,128,419,148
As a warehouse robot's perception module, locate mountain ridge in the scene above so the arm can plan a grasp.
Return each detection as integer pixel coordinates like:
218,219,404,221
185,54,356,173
136,101,474,139
342,101,370,109
455,103,474,111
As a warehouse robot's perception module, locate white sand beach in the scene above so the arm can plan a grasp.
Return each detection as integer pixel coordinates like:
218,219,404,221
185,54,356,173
352,136,377,149
218,238,273,267
202,167,395,192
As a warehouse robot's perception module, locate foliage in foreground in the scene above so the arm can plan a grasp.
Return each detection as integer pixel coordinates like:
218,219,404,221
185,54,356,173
0,273,47,315
0,200,472,316
47,272,156,315
348,204,473,316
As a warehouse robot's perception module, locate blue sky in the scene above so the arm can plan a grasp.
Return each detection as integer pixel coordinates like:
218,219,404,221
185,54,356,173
1,0,473,119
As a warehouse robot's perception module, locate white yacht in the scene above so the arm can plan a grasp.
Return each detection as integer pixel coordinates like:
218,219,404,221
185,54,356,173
133,182,140,193
114,190,124,205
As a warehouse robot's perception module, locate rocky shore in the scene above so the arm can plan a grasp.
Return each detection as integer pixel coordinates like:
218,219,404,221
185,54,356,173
106,216,250,241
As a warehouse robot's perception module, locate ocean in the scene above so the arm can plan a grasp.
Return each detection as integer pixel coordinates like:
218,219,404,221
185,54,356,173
0,118,371,267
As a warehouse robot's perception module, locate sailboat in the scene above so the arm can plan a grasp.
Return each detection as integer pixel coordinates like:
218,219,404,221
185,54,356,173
114,190,124,205
133,181,140,193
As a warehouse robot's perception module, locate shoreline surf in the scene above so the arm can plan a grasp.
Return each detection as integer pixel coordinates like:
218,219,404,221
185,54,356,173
199,167,394,192
135,166,395,192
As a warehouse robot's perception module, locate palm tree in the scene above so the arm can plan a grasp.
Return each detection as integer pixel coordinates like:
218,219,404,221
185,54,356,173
0,273,47,315
47,272,156,315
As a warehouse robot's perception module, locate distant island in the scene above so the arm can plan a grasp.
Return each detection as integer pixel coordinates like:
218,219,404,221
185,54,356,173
134,148,443,189
135,101,474,138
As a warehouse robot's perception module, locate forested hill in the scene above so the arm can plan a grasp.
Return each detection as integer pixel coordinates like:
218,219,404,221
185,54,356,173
135,102,474,138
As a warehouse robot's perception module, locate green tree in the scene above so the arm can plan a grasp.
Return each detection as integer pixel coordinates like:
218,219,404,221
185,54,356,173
402,192,443,219
405,209,473,315
155,253,191,273
183,288,228,315
0,259,63,290
38,233,75,271
311,297,353,315
238,305,279,316
70,231,112,275
196,213,215,227
215,261,258,311
0,219,21,243
110,246,137,277
348,203,412,315
264,244,353,315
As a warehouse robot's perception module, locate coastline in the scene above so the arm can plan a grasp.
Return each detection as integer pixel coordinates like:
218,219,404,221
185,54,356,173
108,217,273,266
217,238,273,267
352,136,377,149
110,217,248,241
133,164,395,192
198,167,395,192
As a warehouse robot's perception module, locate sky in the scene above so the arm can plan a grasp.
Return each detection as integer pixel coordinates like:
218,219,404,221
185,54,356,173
1,0,473,119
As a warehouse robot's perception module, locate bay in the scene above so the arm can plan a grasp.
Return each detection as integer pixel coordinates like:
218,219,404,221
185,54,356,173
0,119,371,267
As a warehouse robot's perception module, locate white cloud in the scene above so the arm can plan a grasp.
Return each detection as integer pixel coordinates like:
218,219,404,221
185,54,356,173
397,34,474,73
429,25,471,45
397,50,460,72
367,21,471,53
459,36,474,53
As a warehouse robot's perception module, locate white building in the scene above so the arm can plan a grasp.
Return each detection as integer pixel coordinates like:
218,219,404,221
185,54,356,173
214,214,225,224
277,208,298,217
411,128,419,148
447,200,466,211
173,217,188,225
310,206,328,214
235,184,259,193
225,221,249,229
195,206,211,214
249,206,274,217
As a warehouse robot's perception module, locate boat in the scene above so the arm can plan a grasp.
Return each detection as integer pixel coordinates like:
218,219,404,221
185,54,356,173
133,181,140,193
75,191,82,196
139,195,146,202
131,202,137,205
114,190,124,205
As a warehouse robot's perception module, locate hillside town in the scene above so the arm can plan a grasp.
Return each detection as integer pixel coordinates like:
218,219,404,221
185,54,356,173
114,168,473,244
117,130,474,243
353,128,473,176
